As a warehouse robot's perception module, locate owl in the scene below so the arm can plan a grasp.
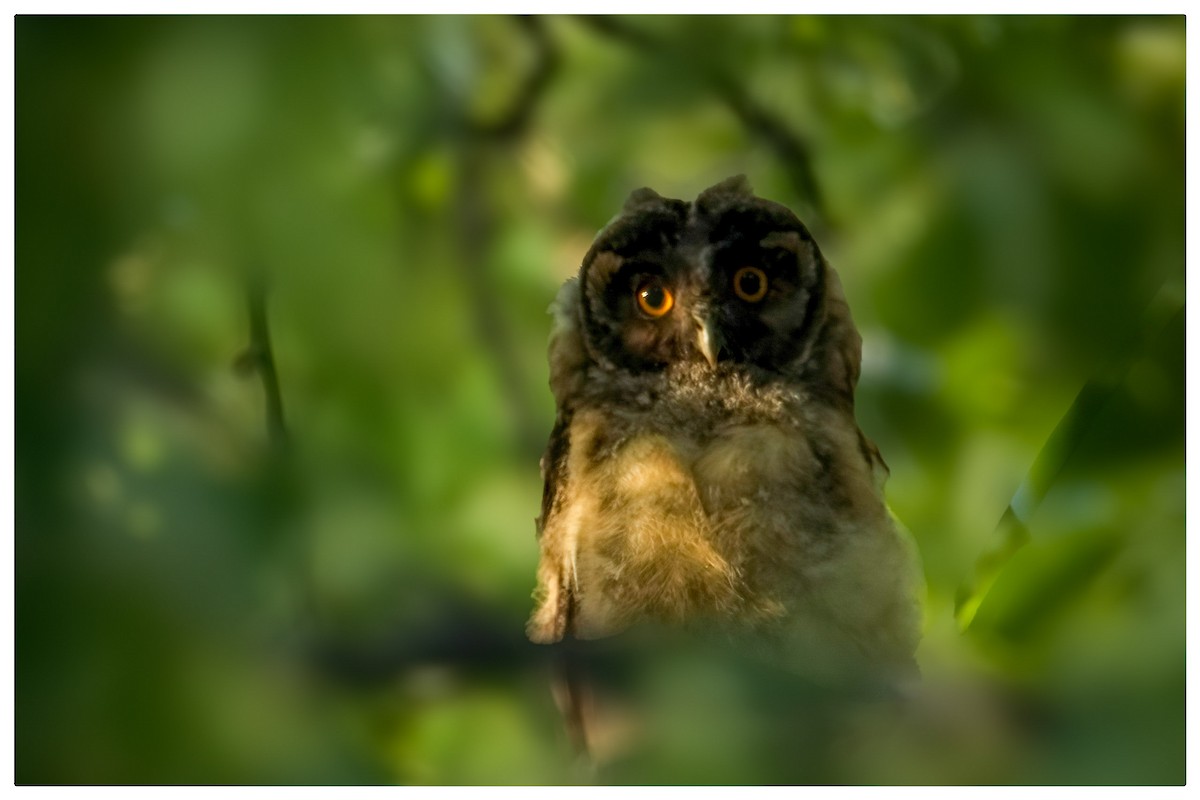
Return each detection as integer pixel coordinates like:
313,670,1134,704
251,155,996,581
527,176,922,682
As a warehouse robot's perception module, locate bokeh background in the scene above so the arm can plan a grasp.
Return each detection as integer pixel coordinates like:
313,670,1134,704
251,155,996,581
16,15,1185,784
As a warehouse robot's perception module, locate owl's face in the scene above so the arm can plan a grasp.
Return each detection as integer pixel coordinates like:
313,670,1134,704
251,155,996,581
578,176,827,375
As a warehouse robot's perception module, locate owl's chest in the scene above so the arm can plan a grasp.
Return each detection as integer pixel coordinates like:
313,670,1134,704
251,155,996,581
564,400,879,637
578,400,856,533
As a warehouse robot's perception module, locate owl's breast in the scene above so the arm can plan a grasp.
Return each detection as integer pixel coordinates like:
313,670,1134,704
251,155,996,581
565,395,892,637
563,407,736,638
692,411,886,544
688,414,884,602
687,414,921,670
692,421,820,509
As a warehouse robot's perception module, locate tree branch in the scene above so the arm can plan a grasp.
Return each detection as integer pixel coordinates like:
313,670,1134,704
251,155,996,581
468,15,560,141
576,15,828,223
451,15,562,459
714,76,826,222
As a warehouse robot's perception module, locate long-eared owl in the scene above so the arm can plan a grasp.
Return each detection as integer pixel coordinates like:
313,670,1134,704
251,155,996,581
527,176,922,679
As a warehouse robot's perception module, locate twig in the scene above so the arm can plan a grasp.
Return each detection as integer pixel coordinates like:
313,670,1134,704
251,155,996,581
237,271,289,453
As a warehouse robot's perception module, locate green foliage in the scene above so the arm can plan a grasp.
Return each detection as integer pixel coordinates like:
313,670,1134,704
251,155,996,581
16,14,1184,784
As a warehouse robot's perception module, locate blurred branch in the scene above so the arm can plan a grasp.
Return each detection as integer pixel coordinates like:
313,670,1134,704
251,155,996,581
235,271,289,453
467,15,560,141
576,14,655,48
328,14,563,692
714,77,826,222
308,604,543,687
576,15,828,224
452,15,561,459
454,153,546,460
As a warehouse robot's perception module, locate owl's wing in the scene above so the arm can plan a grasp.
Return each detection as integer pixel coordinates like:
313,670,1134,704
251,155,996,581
857,427,890,493
528,414,574,643
536,414,571,539
528,278,590,643
538,276,588,539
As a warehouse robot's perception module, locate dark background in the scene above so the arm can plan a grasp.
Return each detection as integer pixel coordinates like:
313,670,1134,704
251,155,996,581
16,15,1185,784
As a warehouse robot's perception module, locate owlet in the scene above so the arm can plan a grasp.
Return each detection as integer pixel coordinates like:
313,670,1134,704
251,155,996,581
527,176,922,680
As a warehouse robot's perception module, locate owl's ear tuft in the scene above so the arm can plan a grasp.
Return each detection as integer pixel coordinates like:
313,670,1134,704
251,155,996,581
694,175,756,216
623,186,665,212
697,174,754,203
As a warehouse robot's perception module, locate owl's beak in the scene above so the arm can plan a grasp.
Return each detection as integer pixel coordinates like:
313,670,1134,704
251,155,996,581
694,315,721,368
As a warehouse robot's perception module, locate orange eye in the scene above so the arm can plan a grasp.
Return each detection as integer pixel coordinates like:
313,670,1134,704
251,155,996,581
636,281,674,317
733,267,768,302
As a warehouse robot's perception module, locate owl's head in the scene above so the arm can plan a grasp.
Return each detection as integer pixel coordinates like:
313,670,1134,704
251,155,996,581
573,176,860,398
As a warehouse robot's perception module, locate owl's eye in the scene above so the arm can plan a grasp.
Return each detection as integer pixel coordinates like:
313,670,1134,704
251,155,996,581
635,280,674,317
733,267,769,302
